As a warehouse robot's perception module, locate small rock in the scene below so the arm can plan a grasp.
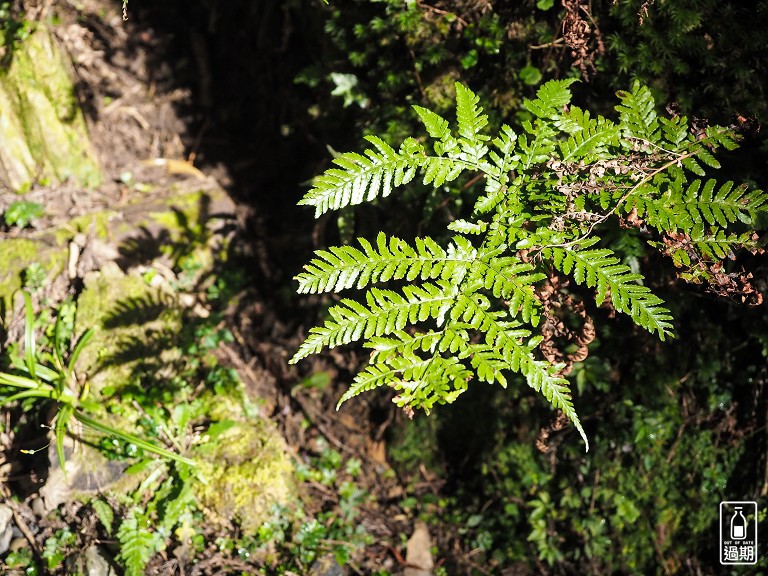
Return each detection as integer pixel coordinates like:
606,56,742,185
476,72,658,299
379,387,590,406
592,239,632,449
0,504,12,555
66,545,118,576
85,546,118,576
404,522,434,576
9,537,28,553
38,435,129,514
309,553,347,576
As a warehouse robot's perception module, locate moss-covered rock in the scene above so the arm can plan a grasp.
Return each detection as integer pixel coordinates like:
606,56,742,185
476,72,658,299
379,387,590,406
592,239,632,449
193,419,296,532
0,26,101,191
0,185,233,322
0,237,67,311
74,261,182,394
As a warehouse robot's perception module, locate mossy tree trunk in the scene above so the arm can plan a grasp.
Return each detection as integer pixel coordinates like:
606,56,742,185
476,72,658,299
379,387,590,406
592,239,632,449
0,25,101,192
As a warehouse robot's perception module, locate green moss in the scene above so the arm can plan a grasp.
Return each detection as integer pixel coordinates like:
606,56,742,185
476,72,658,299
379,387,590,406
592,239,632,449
0,26,101,191
0,238,66,313
424,69,459,111
144,188,212,241
52,210,118,245
74,262,182,394
200,390,246,422
194,419,296,532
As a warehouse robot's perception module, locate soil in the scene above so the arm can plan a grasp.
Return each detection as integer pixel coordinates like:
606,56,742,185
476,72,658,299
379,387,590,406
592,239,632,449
0,1,466,574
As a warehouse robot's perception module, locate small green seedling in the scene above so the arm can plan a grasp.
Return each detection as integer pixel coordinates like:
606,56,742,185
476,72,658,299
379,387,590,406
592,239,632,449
3,201,44,228
0,291,195,475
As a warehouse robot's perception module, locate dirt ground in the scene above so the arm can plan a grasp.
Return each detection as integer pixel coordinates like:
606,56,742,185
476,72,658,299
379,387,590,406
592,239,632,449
0,1,469,574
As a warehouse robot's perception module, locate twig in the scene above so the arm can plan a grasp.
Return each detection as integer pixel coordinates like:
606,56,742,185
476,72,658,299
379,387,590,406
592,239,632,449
665,423,686,464
187,116,211,166
529,38,565,50
417,2,468,27
8,501,41,561
588,468,600,513
409,49,426,100
462,172,485,190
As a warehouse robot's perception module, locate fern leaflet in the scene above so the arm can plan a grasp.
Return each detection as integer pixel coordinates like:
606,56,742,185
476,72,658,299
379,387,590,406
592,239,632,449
296,233,476,294
616,81,660,141
292,281,456,361
299,136,421,217
117,508,159,576
547,239,674,339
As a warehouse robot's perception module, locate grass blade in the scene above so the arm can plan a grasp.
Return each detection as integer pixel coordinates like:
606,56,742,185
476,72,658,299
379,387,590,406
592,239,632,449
73,411,196,467
52,312,66,373
68,328,95,373
0,371,46,389
55,404,75,481
21,291,36,380
0,389,55,409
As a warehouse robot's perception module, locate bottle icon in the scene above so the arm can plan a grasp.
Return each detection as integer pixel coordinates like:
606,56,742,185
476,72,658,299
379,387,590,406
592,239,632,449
731,507,747,540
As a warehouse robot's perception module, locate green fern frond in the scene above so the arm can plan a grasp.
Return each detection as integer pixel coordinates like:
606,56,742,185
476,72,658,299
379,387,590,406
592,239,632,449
488,124,519,177
539,375,588,450
468,255,544,324
392,353,473,410
524,78,579,119
338,360,401,403
558,108,621,162
295,78,764,454
291,281,456,362
447,219,487,234
659,115,689,146
454,296,588,447
367,329,461,360
703,125,740,151
682,180,753,227
694,146,721,169
421,156,468,187
519,121,557,170
690,227,752,260
630,178,768,231
681,156,706,176
469,346,509,387
117,509,158,576
475,175,522,214
625,183,685,230
299,135,421,217
547,240,674,339
295,233,476,294
91,498,114,536
615,81,660,141
413,105,451,140
455,82,490,162
369,330,508,388
339,349,471,411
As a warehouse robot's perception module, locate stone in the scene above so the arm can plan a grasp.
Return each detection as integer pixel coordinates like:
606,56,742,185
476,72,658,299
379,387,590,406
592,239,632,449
66,544,118,576
310,553,347,576
0,504,13,555
38,435,131,514
193,418,296,532
404,522,434,576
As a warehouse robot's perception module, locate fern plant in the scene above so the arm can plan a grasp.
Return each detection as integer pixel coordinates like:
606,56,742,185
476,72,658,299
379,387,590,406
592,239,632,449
291,80,767,450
